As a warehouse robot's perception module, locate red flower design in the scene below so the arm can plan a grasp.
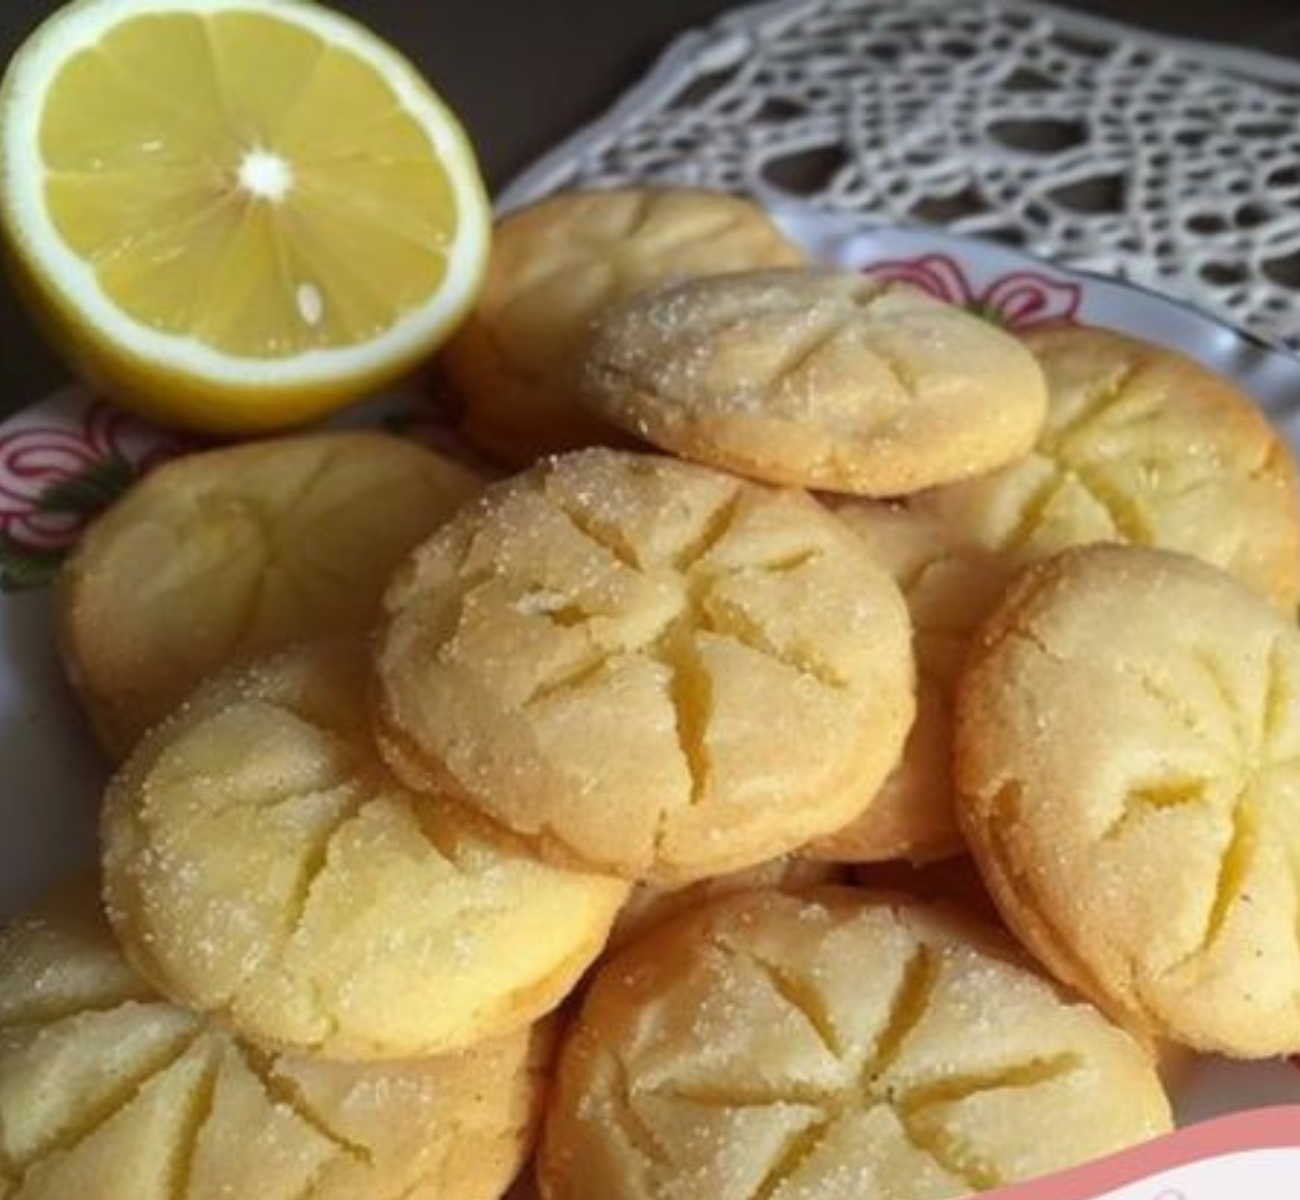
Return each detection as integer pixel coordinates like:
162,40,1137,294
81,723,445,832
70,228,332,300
865,254,978,307
984,271,1084,329
862,253,1082,330
0,400,188,565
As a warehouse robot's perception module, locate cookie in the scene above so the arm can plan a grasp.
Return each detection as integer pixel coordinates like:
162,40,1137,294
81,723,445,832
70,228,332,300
901,326,1300,612
812,325,1300,857
102,641,628,1060
0,880,547,1200
59,431,483,759
805,499,1010,863
956,545,1300,1056
576,268,1047,495
375,449,915,884
539,888,1170,1200
610,856,842,951
439,188,804,463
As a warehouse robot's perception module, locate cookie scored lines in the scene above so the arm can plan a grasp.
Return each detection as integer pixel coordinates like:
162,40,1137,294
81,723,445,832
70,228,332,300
995,357,1277,561
997,361,1154,554
1167,640,1300,971
619,280,901,422
0,995,395,1199
1006,615,1300,981
599,206,772,295
128,696,491,1044
0,980,201,1178
865,360,1224,686
603,936,1084,1197
496,198,768,339
141,444,362,661
436,473,844,820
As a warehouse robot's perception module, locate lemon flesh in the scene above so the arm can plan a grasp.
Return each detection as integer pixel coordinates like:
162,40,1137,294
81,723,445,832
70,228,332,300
2,0,489,431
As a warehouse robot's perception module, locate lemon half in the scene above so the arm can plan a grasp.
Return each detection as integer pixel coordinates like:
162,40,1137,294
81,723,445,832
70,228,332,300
1,0,490,432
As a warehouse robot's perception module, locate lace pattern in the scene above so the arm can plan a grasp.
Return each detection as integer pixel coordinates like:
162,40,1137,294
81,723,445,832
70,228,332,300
502,0,1300,352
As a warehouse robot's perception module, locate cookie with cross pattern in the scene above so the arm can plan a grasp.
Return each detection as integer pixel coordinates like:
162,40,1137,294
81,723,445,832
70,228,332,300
102,640,628,1060
538,888,1170,1200
374,448,916,884
892,325,1300,613
59,431,483,760
576,268,1048,495
808,325,1300,864
957,544,1300,1057
0,880,548,1200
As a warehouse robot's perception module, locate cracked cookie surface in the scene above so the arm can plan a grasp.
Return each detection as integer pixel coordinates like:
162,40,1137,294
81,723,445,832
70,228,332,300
60,432,483,760
374,449,915,884
102,642,628,1060
576,268,1047,495
814,327,1300,862
0,881,547,1200
897,326,1300,612
439,189,804,463
956,545,1300,1056
538,888,1169,1200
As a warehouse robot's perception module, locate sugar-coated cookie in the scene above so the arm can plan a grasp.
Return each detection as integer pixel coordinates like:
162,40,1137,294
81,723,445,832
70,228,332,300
102,641,628,1060
577,268,1047,495
903,326,1300,612
956,545,1300,1056
812,326,1300,856
539,888,1170,1200
0,881,547,1200
610,856,842,951
59,431,483,759
805,500,1009,863
376,449,915,884
440,188,804,463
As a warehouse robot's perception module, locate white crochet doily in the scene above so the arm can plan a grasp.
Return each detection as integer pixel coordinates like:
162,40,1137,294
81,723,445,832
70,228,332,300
501,0,1300,353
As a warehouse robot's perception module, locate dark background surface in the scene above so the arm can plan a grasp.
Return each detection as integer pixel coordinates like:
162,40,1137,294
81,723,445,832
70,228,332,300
1,0,1298,417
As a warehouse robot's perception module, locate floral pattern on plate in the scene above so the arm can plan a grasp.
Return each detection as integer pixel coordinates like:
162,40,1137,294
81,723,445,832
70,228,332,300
862,252,1084,329
0,397,191,591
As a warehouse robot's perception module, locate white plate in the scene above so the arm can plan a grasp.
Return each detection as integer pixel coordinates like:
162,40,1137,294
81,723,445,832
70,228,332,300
3,212,1299,1150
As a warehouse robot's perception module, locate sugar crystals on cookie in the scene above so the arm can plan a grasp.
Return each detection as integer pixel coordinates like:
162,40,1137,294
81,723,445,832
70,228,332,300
957,545,1300,1057
540,888,1171,1200
0,881,548,1200
102,642,628,1060
375,448,916,883
577,267,1048,495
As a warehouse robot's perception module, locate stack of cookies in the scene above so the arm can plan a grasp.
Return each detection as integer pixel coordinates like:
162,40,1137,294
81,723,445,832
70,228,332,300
7,186,1300,1200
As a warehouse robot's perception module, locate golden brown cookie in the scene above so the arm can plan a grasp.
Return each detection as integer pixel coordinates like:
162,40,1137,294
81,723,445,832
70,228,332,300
59,431,483,759
439,188,804,463
904,326,1300,612
102,641,628,1060
806,500,1008,863
609,856,843,951
539,888,1171,1200
812,327,1300,859
956,545,1300,1057
0,880,546,1200
375,449,915,884
577,268,1047,495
